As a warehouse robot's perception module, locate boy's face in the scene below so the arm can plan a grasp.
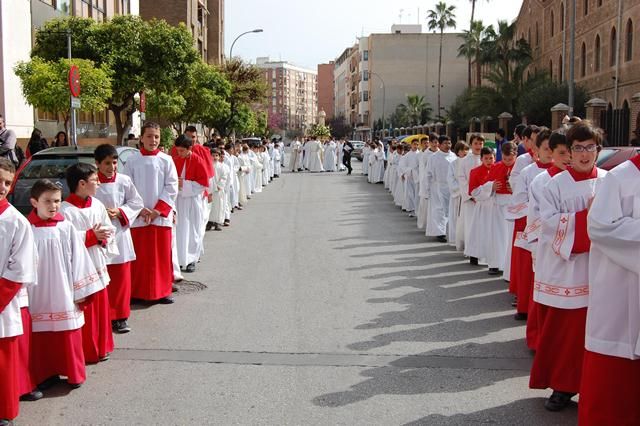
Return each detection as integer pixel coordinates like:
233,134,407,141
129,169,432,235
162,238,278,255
440,140,451,152
458,148,469,159
570,139,598,173
481,153,495,167
140,128,161,151
185,130,199,145
175,146,191,159
0,169,15,202
212,153,221,162
31,190,62,220
78,172,100,197
411,142,418,151
96,156,117,178
537,139,553,164
429,140,439,151
551,145,572,170
471,138,484,154
502,152,516,167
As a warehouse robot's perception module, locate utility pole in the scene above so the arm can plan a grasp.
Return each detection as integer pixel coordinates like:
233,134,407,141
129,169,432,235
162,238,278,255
67,30,78,147
568,0,576,117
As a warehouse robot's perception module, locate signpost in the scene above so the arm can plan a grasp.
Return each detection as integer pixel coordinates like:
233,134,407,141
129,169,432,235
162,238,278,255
67,31,80,147
139,91,146,122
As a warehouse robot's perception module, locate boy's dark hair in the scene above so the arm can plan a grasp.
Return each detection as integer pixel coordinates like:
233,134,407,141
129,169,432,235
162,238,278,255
566,120,603,147
549,131,569,151
501,141,518,155
30,179,61,200
523,125,540,139
140,122,160,137
127,133,136,140
0,157,16,174
439,135,451,143
515,124,527,138
66,163,97,194
480,146,495,157
174,134,193,149
420,137,429,143
453,141,469,154
94,144,118,163
535,128,552,148
184,125,197,133
225,143,235,151
211,148,221,156
496,128,506,138
470,134,485,143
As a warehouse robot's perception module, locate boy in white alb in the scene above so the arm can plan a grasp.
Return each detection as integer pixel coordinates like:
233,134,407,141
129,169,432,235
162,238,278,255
94,144,143,334
28,179,102,391
530,121,607,412
456,135,483,264
448,142,469,250
123,122,179,305
210,149,230,231
0,159,37,424
425,136,456,242
61,163,116,364
417,136,438,229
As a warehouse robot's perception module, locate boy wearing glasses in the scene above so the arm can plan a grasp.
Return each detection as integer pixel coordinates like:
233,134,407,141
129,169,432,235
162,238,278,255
529,121,607,412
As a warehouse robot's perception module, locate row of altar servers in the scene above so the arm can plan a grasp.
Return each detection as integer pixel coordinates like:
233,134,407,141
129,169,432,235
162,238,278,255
288,138,348,173
0,123,288,424
365,126,640,424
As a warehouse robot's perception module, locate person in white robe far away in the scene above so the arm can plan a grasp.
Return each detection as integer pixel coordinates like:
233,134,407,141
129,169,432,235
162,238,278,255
307,137,324,172
383,143,396,189
272,142,282,177
362,143,371,176
303,139,311,170
323,139,338,172
401,141,420,216
393,145,406,207
417,135,438,229
337,139,346,171
210,148,229,231
425,136,457,242
447,141,469,250
455,134,483,264
369,141,386,183
290,139,302,172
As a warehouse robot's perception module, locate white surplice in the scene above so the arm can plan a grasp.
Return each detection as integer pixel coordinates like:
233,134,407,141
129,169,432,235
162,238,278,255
400,150,420,212
272,148,283,175
370,148,385,183
0,204,37,338
337,141,345,171
425,151,457,237
362,145,370,175
456,153,481,249
211,161,230,225
175,163,207,267
323,141,337,172
447,159,462,250
94,174,143,265
417,149,437,229
308,141,324,172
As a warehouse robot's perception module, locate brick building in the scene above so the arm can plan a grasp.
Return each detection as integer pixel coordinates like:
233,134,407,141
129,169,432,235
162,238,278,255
512,0,640,144
256,58,317,134
140,0,224,65
317,62,335,120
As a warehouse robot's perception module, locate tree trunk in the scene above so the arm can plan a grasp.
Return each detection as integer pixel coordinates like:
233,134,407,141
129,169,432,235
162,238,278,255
110,98,133,146
437,30,444,119
476,57,482,87
469,0,476,88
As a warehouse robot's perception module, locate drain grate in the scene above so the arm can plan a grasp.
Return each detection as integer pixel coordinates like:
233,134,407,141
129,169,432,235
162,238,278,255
173,280,208,295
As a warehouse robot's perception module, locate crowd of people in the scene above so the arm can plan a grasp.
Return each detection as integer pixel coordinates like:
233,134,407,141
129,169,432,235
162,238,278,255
361,121,639,425
288,137,352,173
0,122,287,425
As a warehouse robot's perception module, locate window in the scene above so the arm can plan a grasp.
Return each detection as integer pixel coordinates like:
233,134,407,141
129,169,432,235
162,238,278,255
362,71,369,81
362,91,369,102
363,50,369,61
551,11,555,37
535,22,539,47
559,54,564,81
626,19,633,62
549,59,554,79
561,3,565,31
580,42,586,77
595,35,601,71
611,27,617,66
584,0,589,16
36,109,60,121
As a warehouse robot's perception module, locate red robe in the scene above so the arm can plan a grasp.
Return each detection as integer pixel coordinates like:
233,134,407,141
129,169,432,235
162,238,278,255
468,164,492,196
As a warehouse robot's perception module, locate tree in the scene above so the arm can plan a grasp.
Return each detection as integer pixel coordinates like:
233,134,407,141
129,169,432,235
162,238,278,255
468,0,490,86
518,80,588,126
427,2,457,120
327,115,352,139
399,95,432,126
458,21,492,87
15,57,112,135
32,16,199,144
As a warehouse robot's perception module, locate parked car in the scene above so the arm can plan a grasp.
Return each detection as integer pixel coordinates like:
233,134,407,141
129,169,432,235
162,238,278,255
596,146,640,170
351,141,365,161
241,137,262,147
9,146,138,215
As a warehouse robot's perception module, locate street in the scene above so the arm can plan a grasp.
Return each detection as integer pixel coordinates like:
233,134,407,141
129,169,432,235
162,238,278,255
17,162,577,426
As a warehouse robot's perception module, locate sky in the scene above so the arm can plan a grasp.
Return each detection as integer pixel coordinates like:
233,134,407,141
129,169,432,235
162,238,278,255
225,0,524,70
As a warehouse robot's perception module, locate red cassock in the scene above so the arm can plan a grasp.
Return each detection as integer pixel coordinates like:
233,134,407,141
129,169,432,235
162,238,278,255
31,329,85,386
81,288,114,363
172,153,211,189
0,336,19,420
107,262,131,321
130,221,173,301
488,162,513,195
16,307,35,395
467,164,492,195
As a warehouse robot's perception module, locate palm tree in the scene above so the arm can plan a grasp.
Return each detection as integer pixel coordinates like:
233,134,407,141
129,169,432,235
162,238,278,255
427,1,457,120
458,20,492,88
468,0,489,86
399,95,432,126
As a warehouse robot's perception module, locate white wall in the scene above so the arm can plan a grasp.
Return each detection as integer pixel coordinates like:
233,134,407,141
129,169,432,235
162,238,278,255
0,0,34,138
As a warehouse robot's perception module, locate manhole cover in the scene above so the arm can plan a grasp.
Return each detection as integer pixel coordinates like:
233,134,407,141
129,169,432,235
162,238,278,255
173,280,207,295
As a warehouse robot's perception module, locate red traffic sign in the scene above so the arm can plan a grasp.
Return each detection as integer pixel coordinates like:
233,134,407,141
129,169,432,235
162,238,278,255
68,65,81,97
139,91,146,113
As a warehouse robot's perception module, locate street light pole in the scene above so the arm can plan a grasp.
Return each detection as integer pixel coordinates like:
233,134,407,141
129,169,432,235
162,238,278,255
568,0,576,117
369,71,385,137
67,30,78,148
229,29,264,60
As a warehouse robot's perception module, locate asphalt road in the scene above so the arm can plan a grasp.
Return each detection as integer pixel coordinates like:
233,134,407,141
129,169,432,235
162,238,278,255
17,161,577,425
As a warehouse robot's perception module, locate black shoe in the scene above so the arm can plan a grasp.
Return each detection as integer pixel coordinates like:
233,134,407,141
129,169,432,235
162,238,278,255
514,312,528,321
214,223,222,231
436,235,447,243
185,262,196,273
470,257,479,266
113,319,131,334
0,419,10,426
488,268,500,275
236,206,243,211
544,391,576,411
20,389,44,401
99,353,110,362
158,296,175,305
206,221,214,231
67,381,82,389
38,375,61,390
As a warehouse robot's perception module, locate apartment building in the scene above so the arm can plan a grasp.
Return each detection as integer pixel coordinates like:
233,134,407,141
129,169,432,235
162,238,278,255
257,58,318,133
317,62,335,120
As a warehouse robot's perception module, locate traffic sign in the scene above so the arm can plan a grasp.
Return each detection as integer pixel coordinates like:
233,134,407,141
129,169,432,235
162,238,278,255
71,97,81,109
69,65,81,97
139,91,146,113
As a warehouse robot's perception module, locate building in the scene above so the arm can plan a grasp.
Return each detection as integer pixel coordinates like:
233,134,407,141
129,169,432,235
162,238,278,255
256,57,318,134
513,0,640,144
333,26,468,140
140,0,224,65
317,62,335,120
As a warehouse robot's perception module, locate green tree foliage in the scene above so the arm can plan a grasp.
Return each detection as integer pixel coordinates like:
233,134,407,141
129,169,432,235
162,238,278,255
327,115,352,139
458,20,493,87
391,95,432,128
519,81,588,126
427,1,456,119
14,57,112,134
31,16,199,144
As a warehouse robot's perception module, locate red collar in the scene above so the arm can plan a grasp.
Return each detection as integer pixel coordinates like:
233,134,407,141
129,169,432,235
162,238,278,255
536,161,553,169
140,147,160,156
98,172,116,183
631,154,640,171
548,166,564,177
567,166,598,182
0,198,10,215
66,193,92,208
527,149,534,157
27,210,64,227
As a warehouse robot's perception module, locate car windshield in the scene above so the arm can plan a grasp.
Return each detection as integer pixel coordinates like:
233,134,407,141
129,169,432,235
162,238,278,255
596,149,618,166
20,156,95,179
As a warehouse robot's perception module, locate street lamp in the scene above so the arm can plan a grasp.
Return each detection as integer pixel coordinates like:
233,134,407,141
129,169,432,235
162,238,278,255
369,71,386,137
229,29,263,59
